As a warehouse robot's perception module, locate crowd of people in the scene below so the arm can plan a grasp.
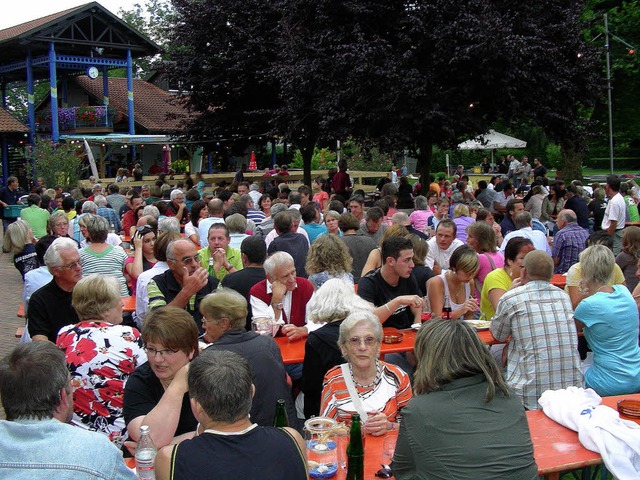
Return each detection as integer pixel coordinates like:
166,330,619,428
1,159,640,479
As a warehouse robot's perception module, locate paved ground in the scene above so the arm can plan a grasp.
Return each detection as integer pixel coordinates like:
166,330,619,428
0,228,29,420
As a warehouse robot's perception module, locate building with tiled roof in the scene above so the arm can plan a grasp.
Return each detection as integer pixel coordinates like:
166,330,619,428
0,108,29,134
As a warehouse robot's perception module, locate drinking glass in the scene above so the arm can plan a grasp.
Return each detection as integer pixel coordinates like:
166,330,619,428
382,436,396,466
251,317,275,336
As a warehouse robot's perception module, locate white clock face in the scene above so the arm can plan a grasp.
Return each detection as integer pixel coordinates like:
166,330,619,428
87,66,99,79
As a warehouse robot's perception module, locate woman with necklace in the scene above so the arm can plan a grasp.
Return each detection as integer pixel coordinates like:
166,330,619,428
155,350,306,480
574,245,640,396
480,237,534,320
427,245,479,319
320,311,412,436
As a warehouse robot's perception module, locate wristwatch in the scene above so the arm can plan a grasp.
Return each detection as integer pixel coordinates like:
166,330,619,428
272,302,283,310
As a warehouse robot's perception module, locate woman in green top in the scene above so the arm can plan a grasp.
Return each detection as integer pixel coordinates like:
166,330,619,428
480,237,534,319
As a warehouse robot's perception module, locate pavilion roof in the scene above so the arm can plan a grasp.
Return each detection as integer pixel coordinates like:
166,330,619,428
0,2,159,82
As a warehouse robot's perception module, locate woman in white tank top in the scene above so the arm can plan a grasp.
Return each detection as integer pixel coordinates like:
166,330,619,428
426,245,480,319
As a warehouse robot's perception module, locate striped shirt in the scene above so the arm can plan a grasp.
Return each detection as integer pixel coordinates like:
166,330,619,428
491,281,583,409
79,246,129,296
320,361,412,424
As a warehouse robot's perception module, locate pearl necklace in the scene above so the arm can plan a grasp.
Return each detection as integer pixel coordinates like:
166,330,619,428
350,360,382,389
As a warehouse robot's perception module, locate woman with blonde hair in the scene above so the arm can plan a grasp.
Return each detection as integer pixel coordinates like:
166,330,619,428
323,210,342,236
615,226,640,292
360,224,410,277
302,278,373,418
427,245,479,319
305,234,353,289
3,219,38,279
392,320,537,479
575,245,640,395
452,204,473,243
57,274,146,447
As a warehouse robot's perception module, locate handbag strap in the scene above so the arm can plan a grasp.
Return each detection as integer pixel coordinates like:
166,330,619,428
483,252,496,270
340,364,368,423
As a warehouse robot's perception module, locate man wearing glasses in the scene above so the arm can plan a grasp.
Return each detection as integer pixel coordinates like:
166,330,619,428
147,239,218,333
28,238,82,342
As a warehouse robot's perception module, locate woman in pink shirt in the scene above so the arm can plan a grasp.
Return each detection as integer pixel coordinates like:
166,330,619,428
466,221,504,295
409,196,433,233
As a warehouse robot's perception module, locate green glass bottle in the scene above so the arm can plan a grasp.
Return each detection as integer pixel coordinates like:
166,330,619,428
273,398,289,427
346,414,364,480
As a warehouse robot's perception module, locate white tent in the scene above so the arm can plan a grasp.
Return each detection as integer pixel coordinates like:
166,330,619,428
457,130,527,150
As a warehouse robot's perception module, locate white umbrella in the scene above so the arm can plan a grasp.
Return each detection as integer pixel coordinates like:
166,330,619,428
457,130,527,166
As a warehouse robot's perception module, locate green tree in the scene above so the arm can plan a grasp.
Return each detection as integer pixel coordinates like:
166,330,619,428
166,0,601,185
26,138,83,188
117,0,174,78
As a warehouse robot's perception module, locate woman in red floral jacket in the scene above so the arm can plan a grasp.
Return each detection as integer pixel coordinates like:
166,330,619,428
56,274,147,447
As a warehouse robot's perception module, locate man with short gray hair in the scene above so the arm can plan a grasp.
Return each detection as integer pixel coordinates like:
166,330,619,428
552,209,589,274
491,250,583,409
0,342,136,479
27,237,81,342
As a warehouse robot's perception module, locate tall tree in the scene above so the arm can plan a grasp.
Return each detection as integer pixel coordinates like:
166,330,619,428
166,0,601,184
359,0,601,184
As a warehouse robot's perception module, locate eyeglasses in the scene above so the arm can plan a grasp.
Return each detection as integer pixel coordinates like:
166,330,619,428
53,222,68,228
201,316,226,325
348,336,377,347
169,253,201,265
144,347,178,358
58,261,81,270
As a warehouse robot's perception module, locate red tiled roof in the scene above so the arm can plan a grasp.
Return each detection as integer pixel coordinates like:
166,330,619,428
0,4,89,42
75,76,190,133
0,107,29,134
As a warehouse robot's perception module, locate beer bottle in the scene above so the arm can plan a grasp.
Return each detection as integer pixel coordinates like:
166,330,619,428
442,295,452,319
273,398,289,427
346,413,364,480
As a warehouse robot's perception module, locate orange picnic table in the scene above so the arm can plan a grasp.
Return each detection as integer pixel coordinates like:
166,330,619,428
276,325,499,365
17,295,136,318
528,393,640,479
551,274,567,289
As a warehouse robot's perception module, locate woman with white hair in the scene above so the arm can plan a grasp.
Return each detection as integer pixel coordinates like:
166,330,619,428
320,311,412,435
301,279,372,418
574,245,640,395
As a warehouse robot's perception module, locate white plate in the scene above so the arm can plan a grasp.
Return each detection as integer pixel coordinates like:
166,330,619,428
411,323,422,330
464,320,491,330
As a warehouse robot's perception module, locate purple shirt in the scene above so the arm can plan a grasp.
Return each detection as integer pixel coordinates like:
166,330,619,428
552,222,589,274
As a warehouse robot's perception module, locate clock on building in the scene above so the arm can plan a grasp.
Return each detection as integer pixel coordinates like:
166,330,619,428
86,66,99,79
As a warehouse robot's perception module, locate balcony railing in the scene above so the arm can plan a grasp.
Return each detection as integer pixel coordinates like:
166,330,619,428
35,105,119,133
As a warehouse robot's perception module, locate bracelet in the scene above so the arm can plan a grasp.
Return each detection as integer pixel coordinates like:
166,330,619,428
389,422,396,431
384,303,392,314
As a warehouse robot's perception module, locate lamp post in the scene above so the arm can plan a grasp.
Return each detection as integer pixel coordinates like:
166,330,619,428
603,13,636,175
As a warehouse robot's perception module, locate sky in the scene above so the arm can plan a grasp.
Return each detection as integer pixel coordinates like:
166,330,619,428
0,0,138,30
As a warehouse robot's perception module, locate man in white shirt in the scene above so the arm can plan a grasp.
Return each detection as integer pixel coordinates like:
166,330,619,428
602,175,627,255
134,231,180,327
500,211,551,254
492,182,515,214
425,219,464,274
198,198,225,248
